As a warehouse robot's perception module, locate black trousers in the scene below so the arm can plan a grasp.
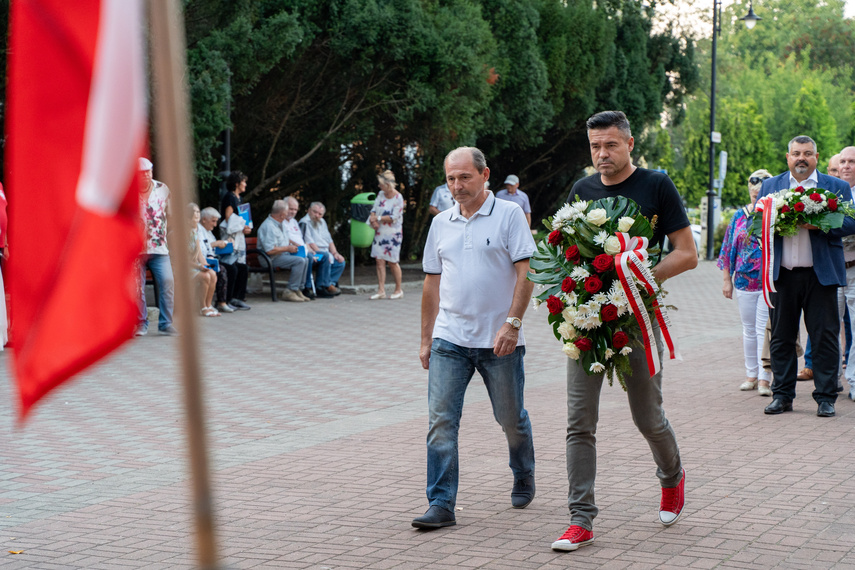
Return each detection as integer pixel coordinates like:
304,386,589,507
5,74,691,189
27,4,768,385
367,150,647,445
769,267,839,404
222,262,248,302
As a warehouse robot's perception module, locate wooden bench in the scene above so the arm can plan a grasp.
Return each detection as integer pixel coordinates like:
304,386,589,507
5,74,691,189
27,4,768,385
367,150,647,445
245,236,280,302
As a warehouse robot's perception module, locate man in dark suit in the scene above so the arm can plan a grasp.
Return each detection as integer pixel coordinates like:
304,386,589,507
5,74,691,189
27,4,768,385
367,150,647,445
759,135,855,417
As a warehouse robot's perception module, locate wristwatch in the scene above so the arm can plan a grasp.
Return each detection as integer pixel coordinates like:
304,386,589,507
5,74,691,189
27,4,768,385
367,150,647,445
505,317,522,330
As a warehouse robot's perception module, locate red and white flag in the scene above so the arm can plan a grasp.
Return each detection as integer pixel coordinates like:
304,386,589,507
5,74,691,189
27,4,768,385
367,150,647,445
6,0,147,418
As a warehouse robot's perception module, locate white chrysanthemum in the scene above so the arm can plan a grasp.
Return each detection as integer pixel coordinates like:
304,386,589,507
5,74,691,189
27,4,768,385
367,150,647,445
620,346,633,356
608,286,626,305
572,200,588,213
586,315,602,329
562,291,578,306
552,204,575,229
617,216,635,233
786,192,794,199
531,297,542,311
589,362,605,373
604,348,614,360
574,315,596,330
563,342,581,360
604,235,622,255
801,196,824,215
593,230,609,246
570,267,590,280
592,293,609,304
557,321,576,340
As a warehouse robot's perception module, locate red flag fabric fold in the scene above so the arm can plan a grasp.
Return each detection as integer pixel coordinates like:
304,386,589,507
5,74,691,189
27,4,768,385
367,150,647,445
6,0,147,419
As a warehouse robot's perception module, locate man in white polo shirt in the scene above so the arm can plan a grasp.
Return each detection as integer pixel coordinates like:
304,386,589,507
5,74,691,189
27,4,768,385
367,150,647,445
412,147,536,530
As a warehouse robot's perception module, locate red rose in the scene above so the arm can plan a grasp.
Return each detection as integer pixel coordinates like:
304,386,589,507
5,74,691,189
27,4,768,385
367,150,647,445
781,205,791,213
592,253,614,273
601,304,618,322
574,338,593,351
548,230,563,246
794,202,805,212
584,275,603,294
546,295,564,315
612,331,629,349
794,186,804,193
829,199,838,211
809,192,823,202
561,276,577,293
565,245,581,264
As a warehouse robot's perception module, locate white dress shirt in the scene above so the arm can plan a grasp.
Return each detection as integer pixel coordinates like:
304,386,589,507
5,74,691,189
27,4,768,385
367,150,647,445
781,170,819,269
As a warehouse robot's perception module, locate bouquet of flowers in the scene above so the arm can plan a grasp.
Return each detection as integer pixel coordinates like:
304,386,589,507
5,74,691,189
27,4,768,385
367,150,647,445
752,186,855,237
528,196,675,389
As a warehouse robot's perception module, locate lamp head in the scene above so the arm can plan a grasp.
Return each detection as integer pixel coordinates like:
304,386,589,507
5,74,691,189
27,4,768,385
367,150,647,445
740,4,761,29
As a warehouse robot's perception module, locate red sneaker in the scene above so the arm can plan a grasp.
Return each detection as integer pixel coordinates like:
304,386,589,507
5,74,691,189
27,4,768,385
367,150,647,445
551,525,594,551
659,468,685,526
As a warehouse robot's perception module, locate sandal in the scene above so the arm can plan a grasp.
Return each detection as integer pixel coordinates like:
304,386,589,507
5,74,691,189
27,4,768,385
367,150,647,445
201,307,220,317
390,291,404,299
369,292,386,300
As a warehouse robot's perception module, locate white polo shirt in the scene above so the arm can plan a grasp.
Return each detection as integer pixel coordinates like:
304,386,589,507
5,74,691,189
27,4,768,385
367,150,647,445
423,192,536,348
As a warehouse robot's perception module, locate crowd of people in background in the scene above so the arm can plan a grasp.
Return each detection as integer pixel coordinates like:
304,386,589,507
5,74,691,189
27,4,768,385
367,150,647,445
718,140,855,417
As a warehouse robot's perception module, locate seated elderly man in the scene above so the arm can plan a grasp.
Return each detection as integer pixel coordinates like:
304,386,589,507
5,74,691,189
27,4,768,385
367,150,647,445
280,196,322,300
300,201,346,298
256,199,310,302
198,207,233,313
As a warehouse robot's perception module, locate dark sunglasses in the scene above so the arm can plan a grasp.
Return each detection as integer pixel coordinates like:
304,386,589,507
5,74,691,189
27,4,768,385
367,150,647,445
749,176,770,185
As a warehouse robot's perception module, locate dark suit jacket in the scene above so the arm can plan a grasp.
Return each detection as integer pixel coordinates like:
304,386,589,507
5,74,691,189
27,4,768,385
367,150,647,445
757,171,855,286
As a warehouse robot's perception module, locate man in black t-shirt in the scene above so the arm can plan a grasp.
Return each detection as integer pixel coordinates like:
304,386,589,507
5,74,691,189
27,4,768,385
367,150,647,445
552,111,698,552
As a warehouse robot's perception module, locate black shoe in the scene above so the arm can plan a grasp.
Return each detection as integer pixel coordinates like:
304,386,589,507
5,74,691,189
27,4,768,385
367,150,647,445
315,287,335,298
412,505,456,529
511,476,535,508
301,288,317,300
764,399,792,415
817,402,835,417
229,299,251,310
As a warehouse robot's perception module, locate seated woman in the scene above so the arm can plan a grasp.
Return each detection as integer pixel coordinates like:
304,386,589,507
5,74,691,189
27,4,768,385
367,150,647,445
188,203,219,317
198,207,233,313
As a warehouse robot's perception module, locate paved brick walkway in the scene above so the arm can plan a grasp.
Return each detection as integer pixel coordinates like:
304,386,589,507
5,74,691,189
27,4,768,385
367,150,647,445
1,260,854,569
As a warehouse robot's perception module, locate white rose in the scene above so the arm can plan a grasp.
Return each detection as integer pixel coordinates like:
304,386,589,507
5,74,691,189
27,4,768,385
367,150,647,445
586,208,609,226
562,307,577,322
617,216,635,233
562,342,581,360
786,192,794,199
557,321,576,340
603,235,622,255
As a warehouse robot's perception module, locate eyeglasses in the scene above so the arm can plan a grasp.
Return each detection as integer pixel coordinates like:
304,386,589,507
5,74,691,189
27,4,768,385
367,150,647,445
749,176,769,185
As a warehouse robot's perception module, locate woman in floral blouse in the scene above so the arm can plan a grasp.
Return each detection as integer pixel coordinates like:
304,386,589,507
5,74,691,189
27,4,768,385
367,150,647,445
718,169,772,395
369,170,405,299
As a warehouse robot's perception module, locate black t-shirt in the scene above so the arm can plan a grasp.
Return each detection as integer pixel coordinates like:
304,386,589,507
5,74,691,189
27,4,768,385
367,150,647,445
220,192,241,220
567,167,689,252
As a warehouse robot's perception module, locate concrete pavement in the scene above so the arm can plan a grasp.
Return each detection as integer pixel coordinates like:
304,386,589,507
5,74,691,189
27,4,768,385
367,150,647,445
1,260,854,569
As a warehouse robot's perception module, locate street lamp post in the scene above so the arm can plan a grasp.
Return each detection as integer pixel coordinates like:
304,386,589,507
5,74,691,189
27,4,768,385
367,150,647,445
706,1,761,260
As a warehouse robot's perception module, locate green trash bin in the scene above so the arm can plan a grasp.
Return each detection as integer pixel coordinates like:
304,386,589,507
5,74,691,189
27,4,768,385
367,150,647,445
350,192,376,248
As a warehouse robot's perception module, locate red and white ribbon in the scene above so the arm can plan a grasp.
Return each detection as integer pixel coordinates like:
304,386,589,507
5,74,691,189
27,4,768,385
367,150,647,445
756,197,777,308
614,233,678,377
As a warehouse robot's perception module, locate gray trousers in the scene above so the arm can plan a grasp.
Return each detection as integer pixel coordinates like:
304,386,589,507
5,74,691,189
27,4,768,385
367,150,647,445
565,328,682,530
269,253,308,291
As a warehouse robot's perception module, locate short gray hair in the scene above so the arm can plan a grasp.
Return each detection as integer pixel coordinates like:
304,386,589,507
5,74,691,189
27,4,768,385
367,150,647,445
200,207,220,221
445,147,487,174
309,201,326,212
271,199,288,215
788,135,817,153
286,196,299,207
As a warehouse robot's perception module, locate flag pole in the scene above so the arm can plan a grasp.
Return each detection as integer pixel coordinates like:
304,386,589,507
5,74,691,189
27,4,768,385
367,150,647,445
148,1,220,568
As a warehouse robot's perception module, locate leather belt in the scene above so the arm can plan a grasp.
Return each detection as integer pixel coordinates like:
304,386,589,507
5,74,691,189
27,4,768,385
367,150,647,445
846,260,855,269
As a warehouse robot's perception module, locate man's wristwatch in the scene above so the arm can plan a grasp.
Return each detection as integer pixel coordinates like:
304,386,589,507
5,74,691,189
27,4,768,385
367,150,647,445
505,317,522,330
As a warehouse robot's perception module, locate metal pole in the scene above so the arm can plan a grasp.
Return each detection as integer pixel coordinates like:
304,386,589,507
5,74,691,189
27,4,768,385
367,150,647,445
706,0,720,261
149,1,220,567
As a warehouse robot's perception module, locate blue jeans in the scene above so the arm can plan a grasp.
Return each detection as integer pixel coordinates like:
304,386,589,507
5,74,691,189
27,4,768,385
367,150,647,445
426,338,535,512
307,251,346,288
138,254,174,331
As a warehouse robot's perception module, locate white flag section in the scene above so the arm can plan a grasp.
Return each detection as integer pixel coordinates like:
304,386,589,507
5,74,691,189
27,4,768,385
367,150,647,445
75,0,147,214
